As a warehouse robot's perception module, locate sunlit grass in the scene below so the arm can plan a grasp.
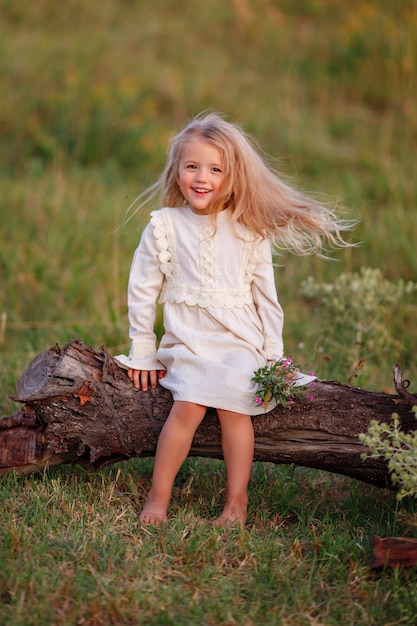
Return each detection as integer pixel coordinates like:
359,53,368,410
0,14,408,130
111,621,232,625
1,461,417,626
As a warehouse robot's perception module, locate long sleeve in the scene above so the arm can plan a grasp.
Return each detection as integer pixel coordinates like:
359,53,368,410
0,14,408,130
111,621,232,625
114,222,166,371
251,238,284,362
251,239,318,387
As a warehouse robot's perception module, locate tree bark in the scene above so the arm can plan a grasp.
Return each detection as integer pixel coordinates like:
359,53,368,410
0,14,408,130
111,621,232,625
371,536,417,569
1,340,416,487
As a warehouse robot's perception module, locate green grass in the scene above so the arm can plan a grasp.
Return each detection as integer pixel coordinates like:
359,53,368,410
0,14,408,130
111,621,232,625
1,460,417,626
1,0,417,623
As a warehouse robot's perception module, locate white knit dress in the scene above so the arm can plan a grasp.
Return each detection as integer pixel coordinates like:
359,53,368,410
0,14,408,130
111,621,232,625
115,206,286,415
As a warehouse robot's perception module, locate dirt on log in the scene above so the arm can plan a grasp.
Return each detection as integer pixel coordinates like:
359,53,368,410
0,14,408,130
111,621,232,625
0,340,416,485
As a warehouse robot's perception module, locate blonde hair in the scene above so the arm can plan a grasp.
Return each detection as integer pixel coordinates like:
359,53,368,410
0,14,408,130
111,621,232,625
126,112,355,255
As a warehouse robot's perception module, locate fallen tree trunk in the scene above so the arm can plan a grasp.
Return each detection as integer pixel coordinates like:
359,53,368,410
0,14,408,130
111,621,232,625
1,340,416,486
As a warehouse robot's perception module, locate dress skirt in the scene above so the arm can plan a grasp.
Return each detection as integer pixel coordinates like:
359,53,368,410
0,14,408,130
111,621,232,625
157,300,275,416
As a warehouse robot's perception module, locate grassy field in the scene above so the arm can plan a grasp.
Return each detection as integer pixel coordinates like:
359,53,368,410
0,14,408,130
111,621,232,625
1,0,417,623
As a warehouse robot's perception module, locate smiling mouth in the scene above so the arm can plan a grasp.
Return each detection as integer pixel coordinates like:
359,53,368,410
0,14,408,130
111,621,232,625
192,188,211,194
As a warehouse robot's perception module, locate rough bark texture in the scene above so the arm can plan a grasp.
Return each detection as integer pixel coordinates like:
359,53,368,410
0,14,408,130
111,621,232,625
371,536,417,569
1,340,416,488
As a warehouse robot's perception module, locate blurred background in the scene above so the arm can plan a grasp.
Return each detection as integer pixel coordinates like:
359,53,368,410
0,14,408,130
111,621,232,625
1,0,416,412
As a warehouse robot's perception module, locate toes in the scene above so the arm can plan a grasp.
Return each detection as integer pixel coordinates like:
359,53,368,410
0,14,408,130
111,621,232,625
212,507,247,528
139,511,168,526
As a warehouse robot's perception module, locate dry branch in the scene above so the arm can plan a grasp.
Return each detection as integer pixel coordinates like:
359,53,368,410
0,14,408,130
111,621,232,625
371,536,417,569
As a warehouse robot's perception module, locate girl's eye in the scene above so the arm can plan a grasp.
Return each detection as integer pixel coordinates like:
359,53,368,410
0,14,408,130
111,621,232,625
213,167,222,173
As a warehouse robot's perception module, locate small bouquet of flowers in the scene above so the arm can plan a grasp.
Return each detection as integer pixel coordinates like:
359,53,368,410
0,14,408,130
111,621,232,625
252,358,310,410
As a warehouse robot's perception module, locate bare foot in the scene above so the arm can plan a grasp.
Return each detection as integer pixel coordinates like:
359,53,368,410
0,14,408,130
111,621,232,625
212,504,247,528
139,499,168,526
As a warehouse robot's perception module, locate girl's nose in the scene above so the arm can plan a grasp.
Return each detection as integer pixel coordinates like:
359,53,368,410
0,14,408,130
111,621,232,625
196,168,208,181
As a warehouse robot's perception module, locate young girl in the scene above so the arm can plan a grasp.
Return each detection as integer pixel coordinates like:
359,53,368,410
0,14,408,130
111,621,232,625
115,112,353,526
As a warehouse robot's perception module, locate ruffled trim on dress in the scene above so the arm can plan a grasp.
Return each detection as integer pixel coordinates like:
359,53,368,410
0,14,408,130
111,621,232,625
114,337,165,371
150,212,175,280
160,284,253,308
200,224,218,286
242,236,264,285
114,354,165,371
264,337,284,361
292,372,317,387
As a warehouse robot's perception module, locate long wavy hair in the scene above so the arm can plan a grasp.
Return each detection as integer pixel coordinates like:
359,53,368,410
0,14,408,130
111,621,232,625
125,112,356,255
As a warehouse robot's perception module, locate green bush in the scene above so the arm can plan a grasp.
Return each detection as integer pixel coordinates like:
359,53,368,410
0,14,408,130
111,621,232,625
300,268,417,386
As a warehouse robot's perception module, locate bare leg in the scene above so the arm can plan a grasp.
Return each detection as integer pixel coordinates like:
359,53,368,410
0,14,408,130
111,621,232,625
213,410,254,527
139,401,207,525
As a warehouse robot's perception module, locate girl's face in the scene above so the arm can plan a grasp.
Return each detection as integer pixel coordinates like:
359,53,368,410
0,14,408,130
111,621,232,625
176,138,226,215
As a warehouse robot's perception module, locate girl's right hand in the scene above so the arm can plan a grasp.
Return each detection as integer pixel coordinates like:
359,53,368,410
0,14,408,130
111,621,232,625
128,368,166,391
